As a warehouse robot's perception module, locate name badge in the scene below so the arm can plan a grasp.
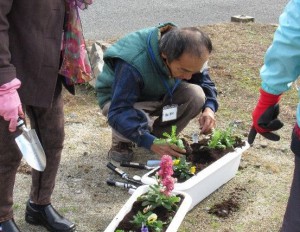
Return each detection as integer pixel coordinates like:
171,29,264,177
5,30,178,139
162,104,178,122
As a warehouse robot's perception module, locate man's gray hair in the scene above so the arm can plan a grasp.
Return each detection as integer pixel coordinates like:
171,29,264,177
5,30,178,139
159,27,213,63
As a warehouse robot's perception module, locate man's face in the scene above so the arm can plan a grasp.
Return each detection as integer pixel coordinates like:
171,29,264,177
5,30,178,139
163,50,209,80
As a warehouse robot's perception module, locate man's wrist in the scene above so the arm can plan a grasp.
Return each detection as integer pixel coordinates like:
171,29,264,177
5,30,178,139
138,133,156,150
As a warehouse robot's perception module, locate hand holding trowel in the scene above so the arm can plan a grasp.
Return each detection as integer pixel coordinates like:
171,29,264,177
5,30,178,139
15,118,46,171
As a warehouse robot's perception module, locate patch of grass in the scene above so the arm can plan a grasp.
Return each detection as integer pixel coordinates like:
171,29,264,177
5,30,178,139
197,23,284,129
210,219,221,229
59,206,78,214
234,223,246,232
13,203,21,210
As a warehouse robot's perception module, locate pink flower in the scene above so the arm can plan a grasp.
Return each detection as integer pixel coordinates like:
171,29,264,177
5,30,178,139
158,155,175,196
162,176,174,196
158,155,173,179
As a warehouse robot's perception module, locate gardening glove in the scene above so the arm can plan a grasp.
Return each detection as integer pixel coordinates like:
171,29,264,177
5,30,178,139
248,88,283,144
0,78,24,132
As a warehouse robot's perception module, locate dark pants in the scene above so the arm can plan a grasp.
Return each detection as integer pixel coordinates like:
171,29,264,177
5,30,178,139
281,127,300,232
102,82,205,143
0,79,65,222
151,81,205,137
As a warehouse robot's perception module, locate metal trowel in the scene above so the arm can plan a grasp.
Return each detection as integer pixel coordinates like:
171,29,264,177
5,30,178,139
15,119,46,171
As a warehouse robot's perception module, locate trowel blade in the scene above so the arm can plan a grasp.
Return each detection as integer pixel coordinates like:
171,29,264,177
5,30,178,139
15,129,46,171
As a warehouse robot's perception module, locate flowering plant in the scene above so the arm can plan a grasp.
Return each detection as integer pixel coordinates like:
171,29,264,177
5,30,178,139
173,156,196,181
121,155,180,232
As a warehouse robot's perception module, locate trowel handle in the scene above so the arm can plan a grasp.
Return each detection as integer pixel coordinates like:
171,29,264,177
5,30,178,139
146,160,161,167
17,118,25,128
107,162,127,178
106,179,137,189
120,162,146,169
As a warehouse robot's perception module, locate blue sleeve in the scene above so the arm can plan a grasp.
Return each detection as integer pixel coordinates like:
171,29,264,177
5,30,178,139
108,59,156,150
261,0,300,95
188,69,218,112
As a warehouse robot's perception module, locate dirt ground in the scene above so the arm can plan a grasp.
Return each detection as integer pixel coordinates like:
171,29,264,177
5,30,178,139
13,23,297,232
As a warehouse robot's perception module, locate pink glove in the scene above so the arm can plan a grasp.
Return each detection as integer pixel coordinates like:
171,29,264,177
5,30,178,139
0,78,24,132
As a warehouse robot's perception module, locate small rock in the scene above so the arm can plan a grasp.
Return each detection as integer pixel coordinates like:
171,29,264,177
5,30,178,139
75,189,82,194
260,142,268,148
254,164,261,169
231,15,255,23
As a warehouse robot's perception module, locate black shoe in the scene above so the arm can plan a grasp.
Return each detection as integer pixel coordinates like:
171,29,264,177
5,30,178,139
0,219,20,232
25,201,76,232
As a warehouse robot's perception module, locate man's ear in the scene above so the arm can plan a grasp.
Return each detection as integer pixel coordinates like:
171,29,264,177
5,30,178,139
161,53,167,60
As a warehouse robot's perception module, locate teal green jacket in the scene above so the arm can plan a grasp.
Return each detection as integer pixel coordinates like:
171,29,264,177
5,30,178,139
96,23,177,108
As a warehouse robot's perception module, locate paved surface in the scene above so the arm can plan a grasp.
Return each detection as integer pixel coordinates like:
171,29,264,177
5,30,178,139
80,0,289,40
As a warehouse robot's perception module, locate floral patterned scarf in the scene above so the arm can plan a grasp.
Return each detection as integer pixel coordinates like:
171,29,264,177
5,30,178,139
59,0,93,85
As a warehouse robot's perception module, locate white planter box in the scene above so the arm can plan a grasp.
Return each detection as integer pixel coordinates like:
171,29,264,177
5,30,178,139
141,142,250,211
104,185,192,232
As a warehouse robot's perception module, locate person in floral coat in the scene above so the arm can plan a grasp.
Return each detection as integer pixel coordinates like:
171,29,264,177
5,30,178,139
0,1,92,231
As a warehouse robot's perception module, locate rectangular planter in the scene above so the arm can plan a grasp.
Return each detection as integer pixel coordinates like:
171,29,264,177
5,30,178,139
104,185,192,232
141,142,250,211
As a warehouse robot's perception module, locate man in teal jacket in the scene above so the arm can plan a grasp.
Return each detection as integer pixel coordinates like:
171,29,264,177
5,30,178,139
248,0,300,231
96,23,218,162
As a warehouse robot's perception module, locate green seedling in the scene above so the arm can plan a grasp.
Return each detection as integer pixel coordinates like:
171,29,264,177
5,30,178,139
208,126,237,150
153,125,185,149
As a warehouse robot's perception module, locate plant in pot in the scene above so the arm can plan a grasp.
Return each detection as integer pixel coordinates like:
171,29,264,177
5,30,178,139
172,156,196,182
104,155,192,232
141,124,250,210
182,125,246,175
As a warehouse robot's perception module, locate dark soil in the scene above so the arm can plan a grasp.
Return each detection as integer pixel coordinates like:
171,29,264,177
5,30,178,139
17,161,32,175
175,136,246,182
116,194,184,232
208,187,246,218
149,136,246,183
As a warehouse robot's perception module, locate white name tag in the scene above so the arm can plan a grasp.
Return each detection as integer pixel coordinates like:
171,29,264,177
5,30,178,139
162,104,178,122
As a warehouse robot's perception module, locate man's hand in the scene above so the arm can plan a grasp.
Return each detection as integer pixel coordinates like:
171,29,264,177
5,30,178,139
0,78,24,132
248,89,283,144
199,107,215,134
150,143,186,158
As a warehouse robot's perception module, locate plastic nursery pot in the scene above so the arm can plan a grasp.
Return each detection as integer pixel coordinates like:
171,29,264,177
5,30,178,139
104,185,192,232
141,141,250,211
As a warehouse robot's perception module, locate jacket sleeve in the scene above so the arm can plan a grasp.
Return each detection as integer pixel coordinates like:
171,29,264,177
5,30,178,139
108,59,156,149
261,0,300,95
0,0,16,86
188,69,218,112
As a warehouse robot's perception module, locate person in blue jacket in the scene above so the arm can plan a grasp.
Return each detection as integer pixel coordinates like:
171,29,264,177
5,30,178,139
96,23,218,162
248,0,300,231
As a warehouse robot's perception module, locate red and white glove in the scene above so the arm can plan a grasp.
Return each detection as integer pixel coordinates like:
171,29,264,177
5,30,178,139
248,88,284,144
0,78,24,132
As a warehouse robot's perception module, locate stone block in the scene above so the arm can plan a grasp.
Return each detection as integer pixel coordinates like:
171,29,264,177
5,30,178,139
231,15,255,23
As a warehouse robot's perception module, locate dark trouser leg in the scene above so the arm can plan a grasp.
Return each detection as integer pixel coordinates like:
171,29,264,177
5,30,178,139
0,120,22,222
152,82,205,137
27,79,65,205
281,129,300,232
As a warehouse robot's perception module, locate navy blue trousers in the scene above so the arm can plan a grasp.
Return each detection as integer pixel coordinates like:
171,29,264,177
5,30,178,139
281,127,300,232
